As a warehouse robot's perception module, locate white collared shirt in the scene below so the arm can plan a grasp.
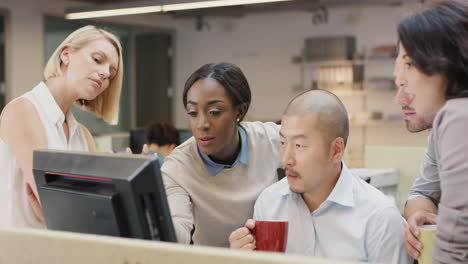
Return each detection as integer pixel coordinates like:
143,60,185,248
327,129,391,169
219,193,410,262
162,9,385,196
27,82,86,151
198,126,249,176
254,163,412,263
0,82,88,228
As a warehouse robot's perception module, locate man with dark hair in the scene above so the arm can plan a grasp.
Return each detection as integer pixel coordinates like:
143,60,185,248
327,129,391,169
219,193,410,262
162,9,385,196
145,121,180,164
394,0,468,263
229,90,410,263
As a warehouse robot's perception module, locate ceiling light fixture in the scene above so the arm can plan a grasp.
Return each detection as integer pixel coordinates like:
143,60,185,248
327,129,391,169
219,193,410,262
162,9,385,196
66,6,163,20
65,0,293,20
163,0,292,12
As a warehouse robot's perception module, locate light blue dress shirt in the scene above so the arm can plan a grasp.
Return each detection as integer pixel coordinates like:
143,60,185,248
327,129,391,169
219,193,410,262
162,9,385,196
198,126,249,176
148,150,166,166
253,163,411,263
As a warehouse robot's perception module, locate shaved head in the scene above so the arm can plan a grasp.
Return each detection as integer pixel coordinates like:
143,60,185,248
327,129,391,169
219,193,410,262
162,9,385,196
283,90,349,147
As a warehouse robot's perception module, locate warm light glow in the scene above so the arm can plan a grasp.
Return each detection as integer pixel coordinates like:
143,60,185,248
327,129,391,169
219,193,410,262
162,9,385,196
65,0,293,20
65,6,163,20
162,0,292,12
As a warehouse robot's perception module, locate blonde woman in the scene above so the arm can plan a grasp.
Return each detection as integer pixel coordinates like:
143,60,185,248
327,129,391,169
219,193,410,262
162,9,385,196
0,25,123,228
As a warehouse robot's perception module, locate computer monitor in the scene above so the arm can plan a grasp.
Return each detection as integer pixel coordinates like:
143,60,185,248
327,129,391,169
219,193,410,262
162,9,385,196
178,129,193,143
129,129,146,154
32,150,177,242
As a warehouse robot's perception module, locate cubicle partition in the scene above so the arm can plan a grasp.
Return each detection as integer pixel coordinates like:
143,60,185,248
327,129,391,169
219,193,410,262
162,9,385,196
365,145,427,212
0,228,361,264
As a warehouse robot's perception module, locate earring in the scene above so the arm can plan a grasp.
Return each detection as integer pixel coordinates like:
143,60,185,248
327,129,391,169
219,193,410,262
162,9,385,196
236,118,240,122
79,99,88,106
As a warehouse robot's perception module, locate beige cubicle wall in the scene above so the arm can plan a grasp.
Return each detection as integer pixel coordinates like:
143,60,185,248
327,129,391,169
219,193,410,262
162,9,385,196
0,228,361,264
365,145,427,212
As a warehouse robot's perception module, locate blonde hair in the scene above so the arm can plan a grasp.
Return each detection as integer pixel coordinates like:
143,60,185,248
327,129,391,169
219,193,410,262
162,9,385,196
43,25,123,125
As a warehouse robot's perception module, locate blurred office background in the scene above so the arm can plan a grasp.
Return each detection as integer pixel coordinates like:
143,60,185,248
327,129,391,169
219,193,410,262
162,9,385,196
0,0,431,211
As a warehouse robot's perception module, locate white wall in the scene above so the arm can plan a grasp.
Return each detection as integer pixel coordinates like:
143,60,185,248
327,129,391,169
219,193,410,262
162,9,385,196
171,3,419,129
169,3,431,167
1,1,428,166
0,1,420,128
2,0,47,100
0,0,174,101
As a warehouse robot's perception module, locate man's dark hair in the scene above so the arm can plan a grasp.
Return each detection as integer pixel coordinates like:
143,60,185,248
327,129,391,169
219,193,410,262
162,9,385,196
146,121,180,146
397,0,468,99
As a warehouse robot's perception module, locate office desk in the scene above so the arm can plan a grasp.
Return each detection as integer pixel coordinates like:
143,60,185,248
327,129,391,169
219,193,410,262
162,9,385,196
0,228,361,264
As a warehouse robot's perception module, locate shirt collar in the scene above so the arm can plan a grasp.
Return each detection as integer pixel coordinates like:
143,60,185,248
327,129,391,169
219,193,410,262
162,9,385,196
279,177,291,196
34,82,62,124
148,150,166,166
325,162,355,207
34,82,79,137
66,108,79,138
279,162,355,208
198,125,250,176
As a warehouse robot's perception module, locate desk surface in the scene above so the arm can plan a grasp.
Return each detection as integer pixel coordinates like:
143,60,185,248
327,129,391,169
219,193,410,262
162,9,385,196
0,228,362,264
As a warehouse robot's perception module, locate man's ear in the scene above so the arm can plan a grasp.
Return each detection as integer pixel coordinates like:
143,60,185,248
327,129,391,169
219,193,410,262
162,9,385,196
329,137,345,163
60,46,72,66
168,143,177,151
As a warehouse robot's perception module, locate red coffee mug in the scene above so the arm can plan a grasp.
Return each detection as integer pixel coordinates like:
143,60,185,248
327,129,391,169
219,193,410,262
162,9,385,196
254,220,288,252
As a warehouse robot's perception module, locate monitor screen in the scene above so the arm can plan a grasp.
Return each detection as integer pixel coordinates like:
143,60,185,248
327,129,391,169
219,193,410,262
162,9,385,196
129,129,146,154
32,150,177,242
178,129,193,143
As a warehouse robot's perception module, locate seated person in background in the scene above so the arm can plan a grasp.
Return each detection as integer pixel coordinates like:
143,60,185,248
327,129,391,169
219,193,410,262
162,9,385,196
145,121,180,164
161,62,282,247
229,90,411,263
393,1,468,262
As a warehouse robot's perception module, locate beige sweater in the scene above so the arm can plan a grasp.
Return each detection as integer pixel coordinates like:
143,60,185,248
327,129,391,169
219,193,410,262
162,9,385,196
161,122,281,247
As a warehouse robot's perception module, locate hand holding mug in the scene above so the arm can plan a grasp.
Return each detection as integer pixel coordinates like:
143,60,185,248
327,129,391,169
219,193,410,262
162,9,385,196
405,210,437,259
229,219,256,250
418,225,437,264
254,220,288,252
229,219,288,253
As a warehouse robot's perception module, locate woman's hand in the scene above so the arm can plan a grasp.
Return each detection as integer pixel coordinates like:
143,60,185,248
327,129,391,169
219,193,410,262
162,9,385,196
229,219,256,250
26,183,45,223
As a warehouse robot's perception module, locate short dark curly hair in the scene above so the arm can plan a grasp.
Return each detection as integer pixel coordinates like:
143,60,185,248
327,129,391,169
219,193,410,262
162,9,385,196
397,0,468,99
145,121,180,146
